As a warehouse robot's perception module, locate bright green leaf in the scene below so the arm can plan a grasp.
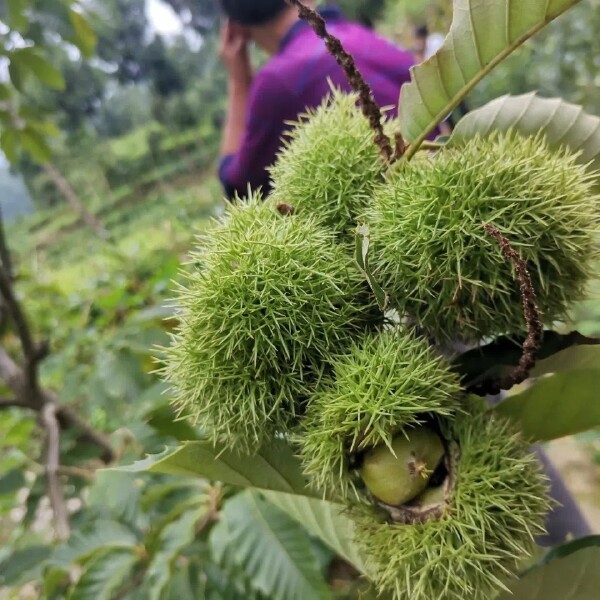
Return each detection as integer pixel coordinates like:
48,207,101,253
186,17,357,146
28,120,62,137
68,550,138,600
113,440,316,497
494,369,600,442
399,0,582,154
8,0,28,32
498,536,600,599
0,83,12,100
19,128,52,163
69,8,97,58
11,49,65,90
450,94,600,175
263,491,368,576
211,491,331,600
532,345,600,377
0,130,19,163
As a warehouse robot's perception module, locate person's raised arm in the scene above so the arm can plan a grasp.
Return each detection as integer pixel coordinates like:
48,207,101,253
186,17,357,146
219,20,253,156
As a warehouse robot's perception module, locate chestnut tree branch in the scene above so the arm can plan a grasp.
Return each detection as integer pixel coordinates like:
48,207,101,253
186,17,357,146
469,224,544,396
40,402,70,541
0,397,32,409
0,210,116,540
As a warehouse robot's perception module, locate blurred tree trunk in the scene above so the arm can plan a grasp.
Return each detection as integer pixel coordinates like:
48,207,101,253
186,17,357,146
43,163,108,239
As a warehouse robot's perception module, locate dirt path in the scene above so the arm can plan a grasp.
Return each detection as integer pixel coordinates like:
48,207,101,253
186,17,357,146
545,436,600,532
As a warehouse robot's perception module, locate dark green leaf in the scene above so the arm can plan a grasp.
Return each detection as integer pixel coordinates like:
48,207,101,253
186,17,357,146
498,536,600,599
263,492,367,575
8,60,24,91
399,0,582,153
51,520,138,568
494,369,600,441
68,550,138,600
144,506,206,600
113,440,316,497
145,405,202,441
450,94,600,176
87,472,142,527
69,8,97,58
0,468,26,495
211,491,331,600
0,546,52,586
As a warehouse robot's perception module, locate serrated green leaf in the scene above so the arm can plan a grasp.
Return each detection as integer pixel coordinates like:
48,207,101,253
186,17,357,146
498,536,600,599
69,8,97,57
145,507,206,600
211,491,331,600
494,369,600,442
113,440,315,497
450,93,600,175
162,565,199,600
0,546,52,586
399,0,582,154
87,472,143,527
263,491,367,576
51,520,138,568
68,550,138,600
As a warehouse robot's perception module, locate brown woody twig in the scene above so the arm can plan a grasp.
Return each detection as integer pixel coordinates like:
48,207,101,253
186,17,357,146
287,0,396,161
40,402,70,540
469,224,544,396
0,211,115,540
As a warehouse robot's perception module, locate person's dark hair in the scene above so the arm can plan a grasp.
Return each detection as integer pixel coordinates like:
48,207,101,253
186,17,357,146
220,0,289,26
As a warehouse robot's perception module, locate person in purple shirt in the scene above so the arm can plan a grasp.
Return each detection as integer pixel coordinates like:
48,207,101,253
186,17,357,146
217,0,415,199
217,0,592,546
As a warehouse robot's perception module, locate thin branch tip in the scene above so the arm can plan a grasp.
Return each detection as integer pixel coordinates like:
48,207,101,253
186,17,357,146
470,224,543,396
286,0,395,161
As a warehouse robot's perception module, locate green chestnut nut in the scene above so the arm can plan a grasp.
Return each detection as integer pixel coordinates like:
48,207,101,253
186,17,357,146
360,427,445,506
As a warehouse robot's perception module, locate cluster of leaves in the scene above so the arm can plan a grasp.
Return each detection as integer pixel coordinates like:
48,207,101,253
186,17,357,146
0,0,96,163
